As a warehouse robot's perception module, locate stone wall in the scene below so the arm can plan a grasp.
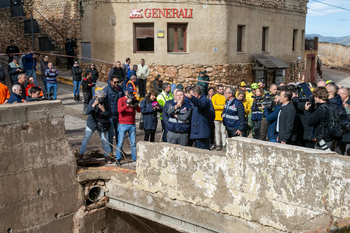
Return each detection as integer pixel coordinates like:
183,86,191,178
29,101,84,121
0,101,84,233
133,138,350,232
0,0,81,57
318,42,350,71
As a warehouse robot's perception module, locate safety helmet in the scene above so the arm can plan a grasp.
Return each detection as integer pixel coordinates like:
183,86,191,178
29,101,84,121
251,83,259,90
258,82,265,88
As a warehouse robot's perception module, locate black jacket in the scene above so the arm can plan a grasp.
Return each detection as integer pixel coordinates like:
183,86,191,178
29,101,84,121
305,103,332,142
82,77,93,93
6,45,19,62
0,65,5,81
40,59,49,78
292,97,313,142
87,68,99,83
108,67,125,81
86,98,111,131
277,102,297,143
72,66,82,81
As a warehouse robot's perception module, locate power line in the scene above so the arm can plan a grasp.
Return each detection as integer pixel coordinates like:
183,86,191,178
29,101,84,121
312,0,350,12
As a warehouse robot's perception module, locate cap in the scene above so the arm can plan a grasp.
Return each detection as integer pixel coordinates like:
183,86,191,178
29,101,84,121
13,56,19,61
176,84,184,90
125,86,134,93
326,80,334,84
251,83,258,90
240,81,247,87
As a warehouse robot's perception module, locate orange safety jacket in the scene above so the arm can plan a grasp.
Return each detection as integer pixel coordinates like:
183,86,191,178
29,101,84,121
126,80,137,95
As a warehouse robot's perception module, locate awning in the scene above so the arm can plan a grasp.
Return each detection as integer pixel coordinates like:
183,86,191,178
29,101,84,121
252,54,290,69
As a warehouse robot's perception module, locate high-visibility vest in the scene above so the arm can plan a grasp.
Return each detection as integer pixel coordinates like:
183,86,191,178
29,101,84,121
127,80,137,95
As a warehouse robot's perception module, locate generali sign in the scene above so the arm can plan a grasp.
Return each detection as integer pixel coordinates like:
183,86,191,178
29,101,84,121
130,8,193,18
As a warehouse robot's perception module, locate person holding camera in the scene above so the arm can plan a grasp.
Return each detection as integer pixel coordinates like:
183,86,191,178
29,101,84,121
260,93,281,142
79,90,111,163
166,89,192,146
45,62,58,100
251,87,264,139
116,86,141,164
141,90,163,142
8,56,24,86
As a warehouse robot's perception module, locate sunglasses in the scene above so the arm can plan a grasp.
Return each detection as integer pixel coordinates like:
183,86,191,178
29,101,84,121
113,81,118,84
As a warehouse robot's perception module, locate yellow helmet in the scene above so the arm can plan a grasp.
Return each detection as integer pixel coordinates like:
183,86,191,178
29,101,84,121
258,82,265,88
251,83,259,90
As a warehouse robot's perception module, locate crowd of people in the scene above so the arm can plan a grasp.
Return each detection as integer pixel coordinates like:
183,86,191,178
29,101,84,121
2,39,350,166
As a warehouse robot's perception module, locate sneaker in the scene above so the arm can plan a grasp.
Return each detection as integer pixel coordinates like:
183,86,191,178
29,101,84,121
105,157,112,164
222,146,226,151
216,146,222,151
210,145,215,150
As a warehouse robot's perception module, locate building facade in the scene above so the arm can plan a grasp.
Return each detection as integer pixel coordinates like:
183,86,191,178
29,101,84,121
0,0,308,87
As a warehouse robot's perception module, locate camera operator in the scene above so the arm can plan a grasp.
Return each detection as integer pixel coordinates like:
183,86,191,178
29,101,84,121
259,93,280,142
79,90,112,163
116,86,141,164
276,90,297,144
304,87,332,151
260,84,277,140
166,89,192,146
338,88,350,155
26,86,42,102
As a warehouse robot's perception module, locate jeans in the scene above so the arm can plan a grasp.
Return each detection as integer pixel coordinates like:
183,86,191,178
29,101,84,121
116,124,137,161
194,138,210,150
73,80,82,96
41,76,47,91
269,139,278,143
92,87,96,97
107,118,119,152
26,69,38,86
214,121,226,147
79,126,110,157
161,120,167,142
47,83,58,100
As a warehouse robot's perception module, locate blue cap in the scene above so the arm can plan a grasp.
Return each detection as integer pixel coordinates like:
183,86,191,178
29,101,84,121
125,86,134,93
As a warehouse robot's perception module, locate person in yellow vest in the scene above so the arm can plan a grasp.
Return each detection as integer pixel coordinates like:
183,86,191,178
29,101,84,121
211,84,226,150
156,82,174,142
126,75,137,96
236,80,254,109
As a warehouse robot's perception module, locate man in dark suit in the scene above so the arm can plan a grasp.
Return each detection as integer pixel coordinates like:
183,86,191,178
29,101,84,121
276,90,296,144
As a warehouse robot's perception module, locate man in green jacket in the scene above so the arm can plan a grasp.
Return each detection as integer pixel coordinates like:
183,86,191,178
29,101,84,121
197,71,209,96
157,82,174,142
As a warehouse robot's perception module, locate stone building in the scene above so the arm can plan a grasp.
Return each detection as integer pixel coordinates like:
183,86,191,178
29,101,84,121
0,0,308,87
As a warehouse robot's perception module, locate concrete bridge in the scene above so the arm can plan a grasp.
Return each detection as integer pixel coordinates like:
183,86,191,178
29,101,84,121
1,101,350,233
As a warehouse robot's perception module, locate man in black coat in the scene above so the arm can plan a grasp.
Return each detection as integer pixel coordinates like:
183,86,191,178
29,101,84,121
6,40,20,63
276,90,297,144
108,61,125,82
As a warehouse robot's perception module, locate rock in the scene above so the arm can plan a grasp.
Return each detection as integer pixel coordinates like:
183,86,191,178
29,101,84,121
177,66,182,69
189,65,196,69
179,68,193,78
206,67,213,72
164,66,177,77
157,65,164,73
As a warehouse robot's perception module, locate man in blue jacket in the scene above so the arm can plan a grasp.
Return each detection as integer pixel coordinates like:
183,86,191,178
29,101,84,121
184,85,214,149
23,51,38,86
8,84,23,104
260,94,281,142
222,87,246,139
103,75,125,154
167,89,192,146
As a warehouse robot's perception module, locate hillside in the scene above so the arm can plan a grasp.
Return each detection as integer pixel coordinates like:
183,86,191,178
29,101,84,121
306,34,350,46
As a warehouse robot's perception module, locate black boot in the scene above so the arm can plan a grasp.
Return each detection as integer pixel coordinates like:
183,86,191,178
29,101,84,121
77,95,81,101
74,95,78,101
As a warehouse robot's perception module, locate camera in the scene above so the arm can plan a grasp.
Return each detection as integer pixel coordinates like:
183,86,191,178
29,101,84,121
98,97,105,105
126,93,139,106
253,96,273,109
298,92,315,106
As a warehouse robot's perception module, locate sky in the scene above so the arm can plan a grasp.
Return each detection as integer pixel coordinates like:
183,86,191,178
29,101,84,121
306,0,350,37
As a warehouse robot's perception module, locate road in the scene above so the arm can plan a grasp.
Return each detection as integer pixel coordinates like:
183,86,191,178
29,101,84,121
320,67,350,87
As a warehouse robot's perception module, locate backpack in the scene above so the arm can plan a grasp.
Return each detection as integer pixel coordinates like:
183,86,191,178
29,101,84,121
320,104,347,140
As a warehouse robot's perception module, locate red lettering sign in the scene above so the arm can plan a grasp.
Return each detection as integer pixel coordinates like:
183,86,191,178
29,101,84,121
129,8,193,18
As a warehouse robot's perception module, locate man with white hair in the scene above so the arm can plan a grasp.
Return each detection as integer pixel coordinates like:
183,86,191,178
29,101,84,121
79,89,112,163
317,80,326,87
8,84,22,103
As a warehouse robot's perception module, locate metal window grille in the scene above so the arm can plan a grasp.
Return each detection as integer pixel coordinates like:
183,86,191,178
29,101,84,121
0,0,11,8
38,37,52,51
11,4,25,17
24,19,39,33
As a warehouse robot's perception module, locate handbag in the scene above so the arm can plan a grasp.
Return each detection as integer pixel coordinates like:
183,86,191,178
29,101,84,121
139,113,144,131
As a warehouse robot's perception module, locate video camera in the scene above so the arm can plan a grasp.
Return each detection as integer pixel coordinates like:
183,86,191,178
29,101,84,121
298,92,314,104
288,84,302,96
252,96,274,109
126,93,139,106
